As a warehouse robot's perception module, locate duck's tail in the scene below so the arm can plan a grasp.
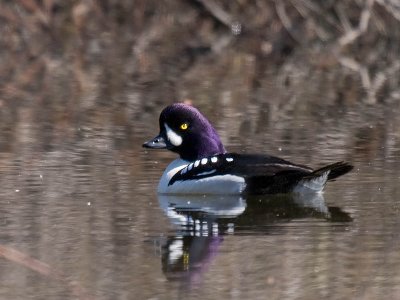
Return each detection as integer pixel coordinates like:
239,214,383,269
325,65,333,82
313,161,354,181
294,162,353,193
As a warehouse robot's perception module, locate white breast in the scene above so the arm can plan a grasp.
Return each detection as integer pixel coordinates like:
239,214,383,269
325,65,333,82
157,159,246,195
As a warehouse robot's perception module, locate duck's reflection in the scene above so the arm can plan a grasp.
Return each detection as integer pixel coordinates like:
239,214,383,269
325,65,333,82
158,193,351,286
158,194,246,234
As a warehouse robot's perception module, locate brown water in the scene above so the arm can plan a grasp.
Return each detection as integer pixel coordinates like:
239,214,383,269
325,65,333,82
0,95,399,300
2,1,400,298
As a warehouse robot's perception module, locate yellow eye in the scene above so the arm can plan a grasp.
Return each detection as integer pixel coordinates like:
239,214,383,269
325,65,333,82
180,123,188,130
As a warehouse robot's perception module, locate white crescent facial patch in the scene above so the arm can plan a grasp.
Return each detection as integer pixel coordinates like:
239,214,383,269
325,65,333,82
164,123,183,146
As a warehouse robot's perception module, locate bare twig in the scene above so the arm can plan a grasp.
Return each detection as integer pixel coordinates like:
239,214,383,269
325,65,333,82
195,0,233,28
335,3,353,32
339,56,400,104
288,0,334,41
0,244,95,300
376,0,400,22
275,1,303,44
338,0,375,46
295,0,342,30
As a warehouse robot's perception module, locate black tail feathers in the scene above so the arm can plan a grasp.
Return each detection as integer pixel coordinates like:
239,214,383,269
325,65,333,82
311,161,353,181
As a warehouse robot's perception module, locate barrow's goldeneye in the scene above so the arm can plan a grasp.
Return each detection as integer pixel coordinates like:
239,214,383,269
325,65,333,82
143,103,353,195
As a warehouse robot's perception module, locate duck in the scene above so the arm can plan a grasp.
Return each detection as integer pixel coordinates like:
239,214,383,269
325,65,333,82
143,103,353,195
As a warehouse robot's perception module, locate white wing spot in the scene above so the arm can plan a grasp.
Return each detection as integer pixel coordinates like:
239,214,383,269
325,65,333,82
194,160,200,168
201,158,208,165
211,157,218,163
226,157,233,162
180,167,187,174
187,163,194,171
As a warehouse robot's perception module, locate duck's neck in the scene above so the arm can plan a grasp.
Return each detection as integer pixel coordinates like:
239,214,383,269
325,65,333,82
179,133,226,161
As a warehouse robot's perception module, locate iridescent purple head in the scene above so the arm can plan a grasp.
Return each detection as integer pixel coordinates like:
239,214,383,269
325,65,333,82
143,103,226,161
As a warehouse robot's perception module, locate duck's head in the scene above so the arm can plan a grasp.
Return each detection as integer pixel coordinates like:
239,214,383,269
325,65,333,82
143,103,226,161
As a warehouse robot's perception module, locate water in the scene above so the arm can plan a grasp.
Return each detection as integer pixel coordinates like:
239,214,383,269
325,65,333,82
0,98,399,300
1,1,400,298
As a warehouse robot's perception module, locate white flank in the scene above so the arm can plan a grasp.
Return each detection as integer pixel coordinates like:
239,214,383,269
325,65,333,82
157,159,246,195
164,123,182,146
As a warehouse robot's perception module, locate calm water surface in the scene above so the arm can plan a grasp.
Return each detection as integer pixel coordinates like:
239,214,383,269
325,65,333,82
1,1,400,298
0,101,399,300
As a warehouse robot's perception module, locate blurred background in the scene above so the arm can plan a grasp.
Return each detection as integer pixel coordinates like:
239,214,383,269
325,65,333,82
1,1,400,299
1,0,400,154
